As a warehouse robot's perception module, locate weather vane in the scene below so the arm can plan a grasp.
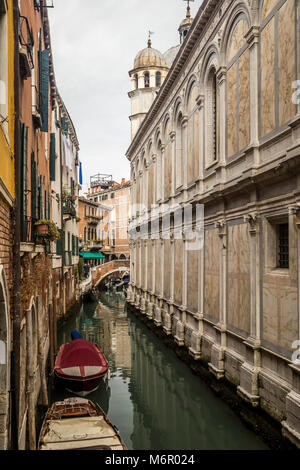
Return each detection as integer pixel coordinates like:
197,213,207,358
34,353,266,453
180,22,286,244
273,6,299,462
183,0,194,17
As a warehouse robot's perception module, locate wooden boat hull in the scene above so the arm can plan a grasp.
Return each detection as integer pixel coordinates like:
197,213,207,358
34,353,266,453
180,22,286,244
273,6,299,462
55,370,107,396
55,339,109,396
38,398,127,450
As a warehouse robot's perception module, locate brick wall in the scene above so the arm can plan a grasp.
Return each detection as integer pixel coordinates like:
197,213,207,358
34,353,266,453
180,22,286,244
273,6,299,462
0,194,13,311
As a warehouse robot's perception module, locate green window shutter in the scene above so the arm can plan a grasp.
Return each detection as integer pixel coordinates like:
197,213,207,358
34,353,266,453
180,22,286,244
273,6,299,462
72,235,75,255
56,229,62,256
20,123,28,241
39,49,50,132
31,153,37,219
44,190,47,219
50,133,56,181
68,232,70,251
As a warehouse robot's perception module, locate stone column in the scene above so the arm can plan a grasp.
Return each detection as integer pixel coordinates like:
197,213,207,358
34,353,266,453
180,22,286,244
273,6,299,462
161,145,165,202
182,116,188,200
154,236,164,326
196,95,205,194
216,67,227,183
170,131,176,200
164,229,174,335
237,213,261,406
246,26,260,164
175,231,187,346
209,220,227,379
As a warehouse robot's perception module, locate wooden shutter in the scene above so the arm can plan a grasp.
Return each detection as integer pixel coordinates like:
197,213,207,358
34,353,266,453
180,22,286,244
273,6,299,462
50,133,56,181
39,49,50,132
31,152,37,219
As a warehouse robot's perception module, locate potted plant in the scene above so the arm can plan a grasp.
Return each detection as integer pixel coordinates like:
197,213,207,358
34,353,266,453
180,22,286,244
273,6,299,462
35,220,60,243
35,220,49,236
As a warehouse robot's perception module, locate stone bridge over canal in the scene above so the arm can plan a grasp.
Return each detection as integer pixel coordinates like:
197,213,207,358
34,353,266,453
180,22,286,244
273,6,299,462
91,260,130,287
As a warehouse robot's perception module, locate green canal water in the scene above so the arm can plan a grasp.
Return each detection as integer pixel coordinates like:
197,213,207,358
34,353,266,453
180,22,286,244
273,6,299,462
50,291,268,450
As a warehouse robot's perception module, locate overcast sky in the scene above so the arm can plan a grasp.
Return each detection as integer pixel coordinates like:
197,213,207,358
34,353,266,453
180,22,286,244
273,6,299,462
48,0,202,192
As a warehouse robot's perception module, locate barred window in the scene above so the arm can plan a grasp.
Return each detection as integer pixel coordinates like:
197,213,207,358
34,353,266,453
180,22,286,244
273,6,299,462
277,223,289,269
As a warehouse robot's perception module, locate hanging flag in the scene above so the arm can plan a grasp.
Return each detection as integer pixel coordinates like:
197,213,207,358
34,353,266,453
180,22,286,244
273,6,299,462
79,162,83,185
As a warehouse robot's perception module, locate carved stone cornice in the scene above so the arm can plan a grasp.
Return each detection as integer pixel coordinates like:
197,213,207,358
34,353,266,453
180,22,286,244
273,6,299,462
246,26,260,48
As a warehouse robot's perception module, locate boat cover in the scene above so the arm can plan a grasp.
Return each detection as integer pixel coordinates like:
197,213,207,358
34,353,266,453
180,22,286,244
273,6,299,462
40,416,124,451
55,339,108,378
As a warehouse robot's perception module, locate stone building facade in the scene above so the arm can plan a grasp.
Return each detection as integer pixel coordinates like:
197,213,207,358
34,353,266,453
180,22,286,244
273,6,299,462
87,178,131,261
127,0,300,448
0,0,15,449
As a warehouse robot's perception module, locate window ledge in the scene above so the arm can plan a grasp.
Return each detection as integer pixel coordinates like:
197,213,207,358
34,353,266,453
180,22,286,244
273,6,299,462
265,268,290,277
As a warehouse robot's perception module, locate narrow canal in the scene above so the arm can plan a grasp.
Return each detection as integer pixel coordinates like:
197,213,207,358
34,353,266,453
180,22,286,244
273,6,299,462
50,291,268,450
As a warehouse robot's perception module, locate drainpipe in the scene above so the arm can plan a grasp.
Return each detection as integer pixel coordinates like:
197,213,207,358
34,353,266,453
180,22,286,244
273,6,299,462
11,0,21,450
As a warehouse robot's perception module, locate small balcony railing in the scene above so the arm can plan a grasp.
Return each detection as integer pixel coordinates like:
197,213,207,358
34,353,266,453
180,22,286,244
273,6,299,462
21,216,37,243
19,16,34,70
63,199,77,218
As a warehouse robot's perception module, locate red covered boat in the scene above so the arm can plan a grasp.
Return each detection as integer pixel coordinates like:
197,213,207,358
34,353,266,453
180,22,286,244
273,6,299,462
55,339,108,396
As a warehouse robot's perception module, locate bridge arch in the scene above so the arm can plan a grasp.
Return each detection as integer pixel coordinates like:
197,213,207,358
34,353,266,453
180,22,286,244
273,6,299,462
95,267,129,287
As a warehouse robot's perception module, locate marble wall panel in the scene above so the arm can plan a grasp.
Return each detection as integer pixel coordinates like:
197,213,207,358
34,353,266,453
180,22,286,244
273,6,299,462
187,250,199,313
227,18,249,63
261,0,278,21
262,217,299,354
174,239,183,305
238,49,250,150
278,0,296,127
227,64,237,157
204,229,219,320
227,224,251,334
261,18,276,137
263,278,298,352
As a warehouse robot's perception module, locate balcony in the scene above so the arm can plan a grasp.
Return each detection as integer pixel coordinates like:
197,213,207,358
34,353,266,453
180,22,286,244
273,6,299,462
63,199,77,219
21,216,37,243
85,215,101,225
19,16,34,80
87,240,103,249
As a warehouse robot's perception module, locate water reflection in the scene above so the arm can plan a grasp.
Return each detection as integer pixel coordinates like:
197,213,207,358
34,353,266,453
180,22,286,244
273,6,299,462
53,291,268,450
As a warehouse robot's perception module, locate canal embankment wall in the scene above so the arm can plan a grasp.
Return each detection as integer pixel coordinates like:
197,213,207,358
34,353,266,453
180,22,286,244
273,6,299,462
126,300,299,451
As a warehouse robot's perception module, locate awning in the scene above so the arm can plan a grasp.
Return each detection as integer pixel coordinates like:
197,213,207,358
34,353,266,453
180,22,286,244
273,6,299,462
79,252,105,260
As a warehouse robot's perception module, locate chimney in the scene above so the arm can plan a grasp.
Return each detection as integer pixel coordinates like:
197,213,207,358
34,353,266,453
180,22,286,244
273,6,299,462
121,178,125,185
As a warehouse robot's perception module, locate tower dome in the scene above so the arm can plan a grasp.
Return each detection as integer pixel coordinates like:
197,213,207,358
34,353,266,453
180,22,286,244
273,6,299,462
178,3,194,44
134,41,167,69
129,38,170,140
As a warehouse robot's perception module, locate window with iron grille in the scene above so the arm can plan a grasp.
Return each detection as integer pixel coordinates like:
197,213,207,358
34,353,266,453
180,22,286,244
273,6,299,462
277,223,289,269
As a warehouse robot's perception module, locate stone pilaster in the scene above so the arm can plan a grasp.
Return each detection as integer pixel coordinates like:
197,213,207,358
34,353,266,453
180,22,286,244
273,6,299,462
196,95,205,194
209,219,227,379
237,213,261,406
246,26,260,165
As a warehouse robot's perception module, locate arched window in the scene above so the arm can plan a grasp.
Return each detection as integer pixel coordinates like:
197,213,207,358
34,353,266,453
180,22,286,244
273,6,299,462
175,112,183,188
186,83,200,182
134,74,138,90
84,227,87,242
206,66,218,164
144,72,150,88
156,72,161,87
